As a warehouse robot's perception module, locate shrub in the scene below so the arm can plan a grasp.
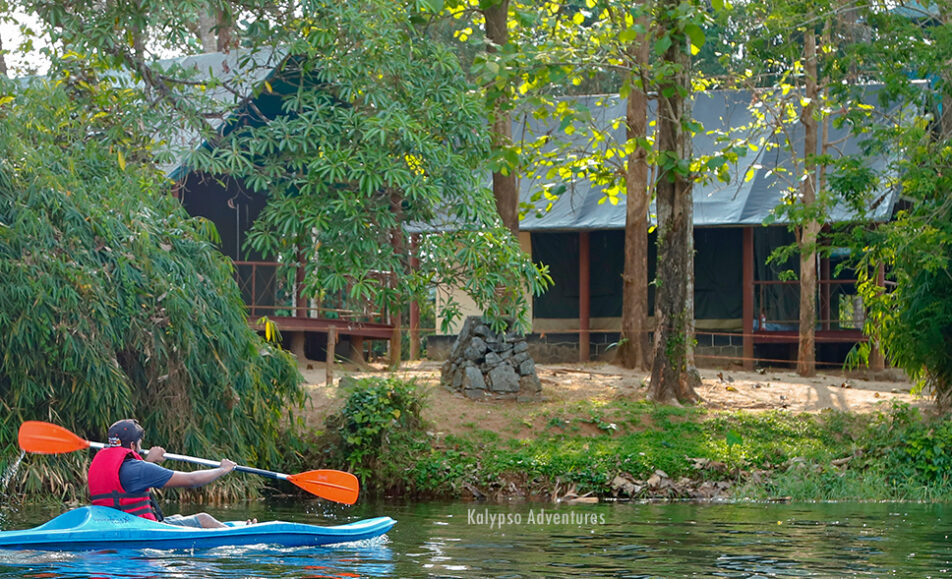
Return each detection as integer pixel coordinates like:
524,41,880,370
323,377,428,492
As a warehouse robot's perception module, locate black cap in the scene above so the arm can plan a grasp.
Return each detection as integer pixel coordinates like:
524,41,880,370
107,419,144,447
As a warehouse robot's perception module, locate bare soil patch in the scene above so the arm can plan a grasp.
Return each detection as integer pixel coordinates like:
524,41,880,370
296,359,931,439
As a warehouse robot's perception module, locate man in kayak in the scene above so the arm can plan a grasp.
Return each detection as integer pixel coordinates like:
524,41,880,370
88,419,238,528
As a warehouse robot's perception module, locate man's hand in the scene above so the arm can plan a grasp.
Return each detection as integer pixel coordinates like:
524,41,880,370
219,458,237,473
144,446,166,463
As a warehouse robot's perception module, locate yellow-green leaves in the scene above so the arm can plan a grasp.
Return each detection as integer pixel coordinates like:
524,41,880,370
455,26,474,41
257,316,280,344
597,183,622,205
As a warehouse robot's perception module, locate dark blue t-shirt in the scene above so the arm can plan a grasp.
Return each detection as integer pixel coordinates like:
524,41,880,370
118,459,174,494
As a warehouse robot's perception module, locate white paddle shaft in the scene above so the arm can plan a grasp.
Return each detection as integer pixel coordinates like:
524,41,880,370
89,441,290,480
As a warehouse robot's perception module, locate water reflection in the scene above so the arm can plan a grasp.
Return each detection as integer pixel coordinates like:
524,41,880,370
0,539,395,578
1,501,951,577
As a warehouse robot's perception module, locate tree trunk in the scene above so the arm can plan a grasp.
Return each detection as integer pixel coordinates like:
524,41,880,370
648,8,697,404
484,0,519,235
197,10,218,52
215,6,235,52
389,189,405,369
617,6,651,370
798,27,818,377
195,2,235,53
684,126,700,390
0,34,7,78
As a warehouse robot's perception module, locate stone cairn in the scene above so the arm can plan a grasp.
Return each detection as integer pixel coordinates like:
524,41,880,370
441,316,542,400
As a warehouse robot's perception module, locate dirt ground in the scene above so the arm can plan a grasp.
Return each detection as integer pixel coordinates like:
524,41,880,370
296,359,932,439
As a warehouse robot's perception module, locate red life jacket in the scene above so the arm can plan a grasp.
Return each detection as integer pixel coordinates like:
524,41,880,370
88,446,159,521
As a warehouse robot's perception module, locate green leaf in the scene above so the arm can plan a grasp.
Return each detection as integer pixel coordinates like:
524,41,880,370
726,429,743,448
684,23,705,53
619,27,638,44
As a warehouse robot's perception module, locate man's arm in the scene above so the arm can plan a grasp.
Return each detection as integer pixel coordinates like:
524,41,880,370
163,459,237,489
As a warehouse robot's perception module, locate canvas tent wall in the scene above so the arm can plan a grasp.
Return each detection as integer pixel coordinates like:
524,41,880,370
433,87,898,365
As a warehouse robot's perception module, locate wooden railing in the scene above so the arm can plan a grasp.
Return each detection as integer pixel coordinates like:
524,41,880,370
233,261,392,338
752,278,868,342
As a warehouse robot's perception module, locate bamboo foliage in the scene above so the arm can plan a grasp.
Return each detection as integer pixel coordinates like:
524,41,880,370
0,76,304,498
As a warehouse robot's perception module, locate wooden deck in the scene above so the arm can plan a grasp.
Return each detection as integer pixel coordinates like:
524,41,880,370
234,260,394,340
249,315,394,339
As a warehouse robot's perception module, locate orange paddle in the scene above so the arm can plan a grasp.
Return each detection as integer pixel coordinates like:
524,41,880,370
18,421,359,505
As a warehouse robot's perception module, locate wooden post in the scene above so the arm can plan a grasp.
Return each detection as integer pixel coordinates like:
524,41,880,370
869,264,886,371
250,262,257,319
291,332,307,362
579,231,591,362
409,234,420,361
326,326,337,386
820,255,831,331
351,336,365,364
389,314,402,369
388,190,404,369
295,248,306,319
742,227,754,370
409,302,420,361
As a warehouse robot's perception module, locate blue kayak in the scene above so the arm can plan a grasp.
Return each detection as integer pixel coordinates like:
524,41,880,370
0,506,396,551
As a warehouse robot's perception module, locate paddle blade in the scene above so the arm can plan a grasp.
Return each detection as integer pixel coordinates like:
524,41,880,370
287,470,359,505
18,421,92,454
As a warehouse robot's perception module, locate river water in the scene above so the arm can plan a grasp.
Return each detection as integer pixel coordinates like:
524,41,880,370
0,500,950,578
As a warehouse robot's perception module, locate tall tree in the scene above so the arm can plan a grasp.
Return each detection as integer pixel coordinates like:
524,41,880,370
795,22,820,377
732,0,847,377
617,0,653,370
839,0,952,406
482,0,519,234
647,0,702,403
475,0,659,370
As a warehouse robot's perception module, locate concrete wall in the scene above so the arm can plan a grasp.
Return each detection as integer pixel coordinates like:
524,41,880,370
429,330,748,366
428,330,625,364
435,231,534,335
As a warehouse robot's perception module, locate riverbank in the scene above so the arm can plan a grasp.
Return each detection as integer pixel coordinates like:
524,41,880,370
298,360,952,502
299,360,929,436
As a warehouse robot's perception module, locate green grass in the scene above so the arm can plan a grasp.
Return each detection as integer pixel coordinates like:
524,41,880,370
388,395,952,502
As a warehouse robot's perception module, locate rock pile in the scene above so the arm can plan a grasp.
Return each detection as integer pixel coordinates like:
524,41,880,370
441,316,542,400
611,469,732,500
